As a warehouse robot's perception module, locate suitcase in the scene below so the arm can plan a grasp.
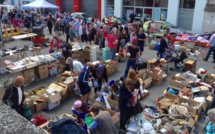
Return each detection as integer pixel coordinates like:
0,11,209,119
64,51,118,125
102,48,112,61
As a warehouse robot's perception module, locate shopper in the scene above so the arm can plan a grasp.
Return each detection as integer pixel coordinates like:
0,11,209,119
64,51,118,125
89,63,108,93
158,33,169,59
49,36,61,53
2,76,26,117
64,22,71,44
78,66,94,102
24,13,31,28
13,17,20,28
66,57,84,73
69,24,76,42
124,38,140,78
72,100,88,133
203,31,215,63
60,16,66,34
90,105,118,134
60,43,72,62
129,12,135,23
128,69,140,90
150,20,156,32
75,18,82,42
47,15,53,35
116,29,121,52
202,108,215,134
118,79,139,130
100,25,109,48
79,21,88,42
107,30,118,60
89,24,97,44
120,29,128,49
137,28,146,56
2,12,8,26
54,18,61,38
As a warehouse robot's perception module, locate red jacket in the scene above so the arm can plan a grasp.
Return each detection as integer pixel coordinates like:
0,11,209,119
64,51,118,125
13,19,20,27
49,40,61,52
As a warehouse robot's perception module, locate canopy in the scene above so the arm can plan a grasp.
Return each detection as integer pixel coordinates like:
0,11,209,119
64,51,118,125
23,0,60,9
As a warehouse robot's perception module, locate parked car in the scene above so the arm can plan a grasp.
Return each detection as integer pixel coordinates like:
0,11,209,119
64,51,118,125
134,14,152,22
143,21,184,36
105,17,128,25
70,12,91,22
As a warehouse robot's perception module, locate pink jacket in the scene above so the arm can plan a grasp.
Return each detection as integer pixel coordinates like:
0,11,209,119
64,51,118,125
13,19,20,27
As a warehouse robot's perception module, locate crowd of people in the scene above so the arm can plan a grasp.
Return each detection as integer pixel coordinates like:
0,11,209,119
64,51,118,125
2,8,215,134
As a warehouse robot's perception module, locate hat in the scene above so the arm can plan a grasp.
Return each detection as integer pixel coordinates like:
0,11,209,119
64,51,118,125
73,100,82,109
132,38,137,43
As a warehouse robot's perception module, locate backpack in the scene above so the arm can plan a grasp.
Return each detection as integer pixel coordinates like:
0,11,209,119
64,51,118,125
34,115,47,126
51,117,85,134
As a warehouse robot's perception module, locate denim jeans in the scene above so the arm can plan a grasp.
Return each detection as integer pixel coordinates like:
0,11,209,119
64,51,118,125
124,59,137,77
209,93,215,110
110,48,116,60
101,39,105,48
159,52,164,59
205,46,215,61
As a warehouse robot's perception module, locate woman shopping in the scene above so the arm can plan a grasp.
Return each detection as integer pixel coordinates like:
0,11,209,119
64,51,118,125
49,36,61,53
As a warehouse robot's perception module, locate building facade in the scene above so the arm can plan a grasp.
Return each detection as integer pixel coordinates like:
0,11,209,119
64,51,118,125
3,0,212,33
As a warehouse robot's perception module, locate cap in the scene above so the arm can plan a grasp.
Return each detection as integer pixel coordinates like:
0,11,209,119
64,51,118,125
73,100,82,109
132,38,137,43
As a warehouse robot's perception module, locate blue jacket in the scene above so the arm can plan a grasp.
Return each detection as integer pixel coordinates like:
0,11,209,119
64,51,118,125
158,38,168,52
118,86,133,111
78,66,91,83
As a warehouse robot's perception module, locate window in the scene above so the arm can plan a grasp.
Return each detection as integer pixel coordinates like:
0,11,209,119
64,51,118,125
11,0,15,5
123,0,134,6
122,7,134,21
161,9,168,21
180,0,196,9
135,0,153,7
154,0,169,8
106,6,114,17
107,0,114,6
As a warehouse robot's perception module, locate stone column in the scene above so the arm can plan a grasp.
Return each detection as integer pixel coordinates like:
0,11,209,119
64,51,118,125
114,0,122,18
167,0,180,26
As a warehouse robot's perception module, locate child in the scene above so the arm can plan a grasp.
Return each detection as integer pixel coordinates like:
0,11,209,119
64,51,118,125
72,100,88,133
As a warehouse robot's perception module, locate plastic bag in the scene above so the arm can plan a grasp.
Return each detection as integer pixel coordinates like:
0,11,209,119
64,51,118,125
105,39,108,49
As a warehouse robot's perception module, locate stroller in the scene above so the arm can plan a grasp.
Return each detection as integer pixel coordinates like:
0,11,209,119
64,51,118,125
169,50,188,71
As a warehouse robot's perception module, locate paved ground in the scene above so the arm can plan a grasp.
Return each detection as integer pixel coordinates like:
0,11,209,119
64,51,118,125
0,29,214,133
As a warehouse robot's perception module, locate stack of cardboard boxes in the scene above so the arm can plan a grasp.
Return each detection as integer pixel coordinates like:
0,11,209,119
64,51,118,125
147,67,163,86
22,68,36,84
35,64,49,80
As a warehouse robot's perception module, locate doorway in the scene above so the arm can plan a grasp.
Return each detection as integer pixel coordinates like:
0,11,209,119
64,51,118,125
135,8,152,23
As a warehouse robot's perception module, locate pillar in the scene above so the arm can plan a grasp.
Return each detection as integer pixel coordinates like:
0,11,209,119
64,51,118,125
192,0,207,33
73,0,81,12
167,0,180,26
101,0,106,19
114,0,122,18
56,0,62,10
98,0,101,20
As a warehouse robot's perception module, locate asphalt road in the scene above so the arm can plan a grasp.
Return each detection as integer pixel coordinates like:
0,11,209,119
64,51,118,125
0,29,214,133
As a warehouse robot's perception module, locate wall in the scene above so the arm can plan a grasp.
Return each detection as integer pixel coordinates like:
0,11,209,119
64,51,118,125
62,0,73,13
167,0,180,26
208,0,215,4
81,0,98,17
202,12,215,33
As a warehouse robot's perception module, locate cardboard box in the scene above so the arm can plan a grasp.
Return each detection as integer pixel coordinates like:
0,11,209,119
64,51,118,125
205,77,215,84
206,93,213,105
38,72,49,80
92,102,120,124
152,78,163,86
29,85,48,95
185,42,195,49
35,101,47,112
24,95,34,108
178,97,201,116
156,93,178,110
140,90,149,100
48,83,68,97
35,64,49,79
22,68,36,83
200,50,208,58
38,88,62,110
57,64,66,73
168,76,190,90
107,94,119,106
142,77,152,89
147,68,163,82
88,93,104,105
